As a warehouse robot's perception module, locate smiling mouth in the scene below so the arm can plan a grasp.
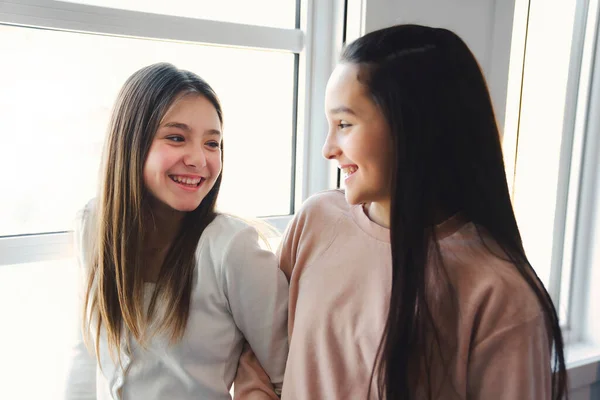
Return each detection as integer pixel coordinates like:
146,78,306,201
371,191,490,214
341,166,358,179
169,175,204,187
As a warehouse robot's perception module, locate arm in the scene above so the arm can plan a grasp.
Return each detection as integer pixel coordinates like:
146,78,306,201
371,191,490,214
234,342,280,400
233,206,308,399
223,225,289,398
467,313,552,399
64,208,97,400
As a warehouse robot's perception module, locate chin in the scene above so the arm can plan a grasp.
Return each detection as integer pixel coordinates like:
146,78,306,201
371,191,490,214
173,202,202,213
343,190,363,206
161,197,202,213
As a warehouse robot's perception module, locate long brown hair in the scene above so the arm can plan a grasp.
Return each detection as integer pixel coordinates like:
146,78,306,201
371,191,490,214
82,63,224,359
340,25,567,399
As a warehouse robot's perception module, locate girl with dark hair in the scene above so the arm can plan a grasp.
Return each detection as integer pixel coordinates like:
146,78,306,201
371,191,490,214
236,25,567,400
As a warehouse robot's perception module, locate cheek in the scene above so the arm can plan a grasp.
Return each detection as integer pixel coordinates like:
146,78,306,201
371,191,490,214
361,130,392,178
143,146,178,191
142,156,158,188
349,130,380,166
145,145,178,175
208,152,223,176
341,132,367,162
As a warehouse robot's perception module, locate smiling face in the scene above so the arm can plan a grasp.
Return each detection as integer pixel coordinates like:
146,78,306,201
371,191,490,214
143,93,223,214
323,63,394,207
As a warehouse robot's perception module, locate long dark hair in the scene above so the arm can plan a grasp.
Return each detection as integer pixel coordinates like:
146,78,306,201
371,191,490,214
341,25,567,399
83,63,224,358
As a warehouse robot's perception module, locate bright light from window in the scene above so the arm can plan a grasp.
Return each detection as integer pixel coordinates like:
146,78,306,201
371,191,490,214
62,0,297,29
0,24,296,236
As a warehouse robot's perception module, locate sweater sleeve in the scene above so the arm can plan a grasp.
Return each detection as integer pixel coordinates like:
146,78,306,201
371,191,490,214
64,207,97,400
276,202,306,282
233,342,280,400
467,313,552,399
222,225,289,397
232,194,325,399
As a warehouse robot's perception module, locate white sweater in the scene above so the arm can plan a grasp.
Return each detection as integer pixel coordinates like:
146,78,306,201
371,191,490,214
64,207,289,400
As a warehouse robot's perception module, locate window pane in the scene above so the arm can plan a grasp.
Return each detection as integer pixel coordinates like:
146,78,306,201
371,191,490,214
509,0,579,322
0,259,79,399
0,24,295,236
66,0,297,29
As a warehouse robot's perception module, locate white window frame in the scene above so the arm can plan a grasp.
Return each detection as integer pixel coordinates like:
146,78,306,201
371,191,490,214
505,0,590,335
557,0,599,336
505,0,600,383
0,0,346,264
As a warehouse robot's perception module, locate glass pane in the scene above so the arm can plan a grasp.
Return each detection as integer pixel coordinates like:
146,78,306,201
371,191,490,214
0,259,79,399
509,0,579,323
0,24,295,236
66,0,297,29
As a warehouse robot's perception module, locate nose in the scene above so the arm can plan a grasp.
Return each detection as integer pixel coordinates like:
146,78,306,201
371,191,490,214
322,130,341,160
184,146,207,169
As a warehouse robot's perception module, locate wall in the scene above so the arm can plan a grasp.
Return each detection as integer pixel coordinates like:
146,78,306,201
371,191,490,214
361,0,516,131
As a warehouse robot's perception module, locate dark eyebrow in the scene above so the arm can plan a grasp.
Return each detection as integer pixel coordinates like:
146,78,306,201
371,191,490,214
163,122,191,131
329,106,357,116
206,129,222,137
162,122,222,137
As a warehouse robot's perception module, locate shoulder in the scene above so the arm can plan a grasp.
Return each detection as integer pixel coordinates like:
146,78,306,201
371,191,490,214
74,198,96,230
201,214,279,287
284,189,348,240
297,189,348,217
441,223,546,342
73,199,97,262
277,190,349,272
206,213,254,235
200,213,265,259
289,189,349,233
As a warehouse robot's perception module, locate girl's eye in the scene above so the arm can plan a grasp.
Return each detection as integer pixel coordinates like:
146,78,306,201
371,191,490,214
207,141,221,149
166,135,185,142
338,122,352,129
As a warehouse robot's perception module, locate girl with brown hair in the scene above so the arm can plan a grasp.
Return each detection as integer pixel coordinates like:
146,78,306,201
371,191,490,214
65,62,288,400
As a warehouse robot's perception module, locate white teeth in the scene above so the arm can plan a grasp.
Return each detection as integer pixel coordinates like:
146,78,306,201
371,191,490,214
171,175,201,185
341,166,357,179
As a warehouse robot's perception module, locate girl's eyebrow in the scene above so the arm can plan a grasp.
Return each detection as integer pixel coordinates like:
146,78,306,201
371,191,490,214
162,121,221,137
162,121,191,131
205,129,222,137
328,105,357,116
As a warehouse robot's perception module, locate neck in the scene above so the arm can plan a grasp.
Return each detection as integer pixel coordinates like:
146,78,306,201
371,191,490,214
145,200,184,251
364,200,391,229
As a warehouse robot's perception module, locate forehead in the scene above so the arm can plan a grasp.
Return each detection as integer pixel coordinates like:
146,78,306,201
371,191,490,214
325,63,371,112
162,93,221,127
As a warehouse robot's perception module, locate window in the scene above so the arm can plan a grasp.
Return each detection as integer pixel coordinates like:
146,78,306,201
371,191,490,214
0,259,79,399
505,0,600,342
0,24,296,236
66,0,297,28
0,0,345,398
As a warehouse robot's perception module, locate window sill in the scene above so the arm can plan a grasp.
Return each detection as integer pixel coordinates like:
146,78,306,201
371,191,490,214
566,341,600,390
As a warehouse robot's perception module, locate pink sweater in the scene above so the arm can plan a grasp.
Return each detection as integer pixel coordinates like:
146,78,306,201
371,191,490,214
235,190,552,399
